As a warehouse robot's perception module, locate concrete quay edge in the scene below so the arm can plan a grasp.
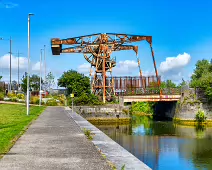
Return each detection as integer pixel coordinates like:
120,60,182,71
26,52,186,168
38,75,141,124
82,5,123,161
65,107,151,170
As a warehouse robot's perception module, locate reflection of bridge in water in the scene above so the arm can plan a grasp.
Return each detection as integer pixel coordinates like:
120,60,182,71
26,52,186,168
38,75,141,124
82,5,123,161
104,76,182,102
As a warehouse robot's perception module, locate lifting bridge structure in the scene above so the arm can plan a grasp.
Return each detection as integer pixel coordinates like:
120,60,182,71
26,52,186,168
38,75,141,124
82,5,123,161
51,33,181,103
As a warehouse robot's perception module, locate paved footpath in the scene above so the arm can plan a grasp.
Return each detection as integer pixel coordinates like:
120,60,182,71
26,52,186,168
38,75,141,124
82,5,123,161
0,107,111,170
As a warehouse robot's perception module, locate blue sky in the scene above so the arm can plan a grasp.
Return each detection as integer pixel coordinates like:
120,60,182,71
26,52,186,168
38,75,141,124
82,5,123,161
0,0,211,84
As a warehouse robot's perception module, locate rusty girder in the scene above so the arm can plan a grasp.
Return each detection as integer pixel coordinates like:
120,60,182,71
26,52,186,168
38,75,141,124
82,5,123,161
51,33,152,46
61,45,138,55
51,33,160,103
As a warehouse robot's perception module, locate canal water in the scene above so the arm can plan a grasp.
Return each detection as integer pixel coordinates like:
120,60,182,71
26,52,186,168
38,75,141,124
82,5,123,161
92,116,212,170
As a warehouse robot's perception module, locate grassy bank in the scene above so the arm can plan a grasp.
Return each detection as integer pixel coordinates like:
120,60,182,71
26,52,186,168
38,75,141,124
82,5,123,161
0,104,46,158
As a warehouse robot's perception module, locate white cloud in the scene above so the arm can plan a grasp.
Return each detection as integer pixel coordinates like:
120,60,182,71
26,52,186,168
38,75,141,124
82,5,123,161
113,60,138,75
32,61,43,71
0,54,27,70
77,63,91,75
158,52,191,83
118,60,138,69
0,54,43,72
0,54,43,82
77,60,151,76
159,52,191,73
0,1,18,8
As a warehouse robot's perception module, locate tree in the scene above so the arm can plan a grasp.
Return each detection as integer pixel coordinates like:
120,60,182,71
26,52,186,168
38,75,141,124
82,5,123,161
57,70,91,96
190,59,212,101
44,72,55,92
177,79,187,88
21,73,43,93
0,76,2,80
166,80,176,88
11,80,17,90
159,80,176,89
190,59,211,87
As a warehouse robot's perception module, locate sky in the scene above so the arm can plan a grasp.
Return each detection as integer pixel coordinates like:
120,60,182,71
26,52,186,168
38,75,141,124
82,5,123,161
0,0,212,85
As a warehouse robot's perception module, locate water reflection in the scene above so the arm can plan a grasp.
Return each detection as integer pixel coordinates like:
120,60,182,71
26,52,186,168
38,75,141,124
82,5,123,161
92,116,212,170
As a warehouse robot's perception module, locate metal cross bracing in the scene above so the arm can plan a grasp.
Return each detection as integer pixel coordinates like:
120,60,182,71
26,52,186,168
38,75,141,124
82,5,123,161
111,76,181,96
51,33,161,103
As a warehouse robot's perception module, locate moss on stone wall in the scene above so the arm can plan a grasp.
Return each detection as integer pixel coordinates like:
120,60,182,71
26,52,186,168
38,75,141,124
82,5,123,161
87,117,131,124
173,117,212,126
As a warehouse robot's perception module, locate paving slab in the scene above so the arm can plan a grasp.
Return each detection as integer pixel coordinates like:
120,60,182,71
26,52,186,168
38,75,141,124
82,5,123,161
0,107,111,170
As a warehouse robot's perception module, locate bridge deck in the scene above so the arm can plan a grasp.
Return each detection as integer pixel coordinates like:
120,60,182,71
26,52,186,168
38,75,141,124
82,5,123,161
121,95,181,102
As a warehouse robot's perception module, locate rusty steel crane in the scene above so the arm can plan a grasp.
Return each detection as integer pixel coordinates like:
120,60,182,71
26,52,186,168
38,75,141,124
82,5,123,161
51,33,160,103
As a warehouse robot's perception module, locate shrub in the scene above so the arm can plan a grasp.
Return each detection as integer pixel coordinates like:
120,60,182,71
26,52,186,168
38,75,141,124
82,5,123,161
195,109,207,123
45,94,52,98
17,93,25,99
46,99,57,106
11,97,18,102
0,92,4,100
30,96,40,104
58,94,66,105
7,92,16,98
131,102,155,115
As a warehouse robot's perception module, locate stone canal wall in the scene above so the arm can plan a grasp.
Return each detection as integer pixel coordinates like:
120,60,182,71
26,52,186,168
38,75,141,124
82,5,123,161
175,88,212,120
73,104,131,121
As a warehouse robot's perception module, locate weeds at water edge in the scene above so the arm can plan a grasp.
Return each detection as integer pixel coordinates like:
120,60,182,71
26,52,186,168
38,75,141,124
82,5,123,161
83,128,93,140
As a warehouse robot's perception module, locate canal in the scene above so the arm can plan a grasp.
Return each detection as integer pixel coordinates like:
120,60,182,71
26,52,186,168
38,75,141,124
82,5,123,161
91,116,212,170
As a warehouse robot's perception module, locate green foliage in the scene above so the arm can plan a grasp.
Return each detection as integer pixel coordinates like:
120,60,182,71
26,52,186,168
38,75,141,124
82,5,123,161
83,128,93,140
45,94,53,98
0,104,45,156
11,97,17,102
190,59,212,101
21,73,43,93
56,94,66,105
191,59,211,81
122,109,129,115
44,72,55,92
0,92,4,100
7,92,16,98
150,79,176,89
57,70,91,96
17,93,25,99
195,109,207,123
30,96,40,104
131,102,155,114
72,92,103,106
46,99,58,106
121,165,126,170
165,80,176,88
177,79,187,88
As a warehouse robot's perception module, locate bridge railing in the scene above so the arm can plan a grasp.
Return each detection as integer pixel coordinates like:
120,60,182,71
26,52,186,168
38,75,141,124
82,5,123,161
115,88,181,96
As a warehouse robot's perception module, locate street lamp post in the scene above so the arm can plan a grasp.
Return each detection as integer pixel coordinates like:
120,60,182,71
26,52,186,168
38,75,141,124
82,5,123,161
9,37,12,92
16,51,23,87
27,13,34,116
0,37,12,91
44,45,46,97
39,49,43,106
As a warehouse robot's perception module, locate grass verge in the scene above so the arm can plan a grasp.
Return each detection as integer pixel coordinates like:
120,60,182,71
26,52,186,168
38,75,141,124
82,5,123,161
0,104,46,158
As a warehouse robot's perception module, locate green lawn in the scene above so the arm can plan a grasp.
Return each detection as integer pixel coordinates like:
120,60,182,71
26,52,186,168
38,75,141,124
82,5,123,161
0,104,46,157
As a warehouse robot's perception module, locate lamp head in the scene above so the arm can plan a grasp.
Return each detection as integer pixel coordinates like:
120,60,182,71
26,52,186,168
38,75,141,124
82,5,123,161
28,13,34,16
